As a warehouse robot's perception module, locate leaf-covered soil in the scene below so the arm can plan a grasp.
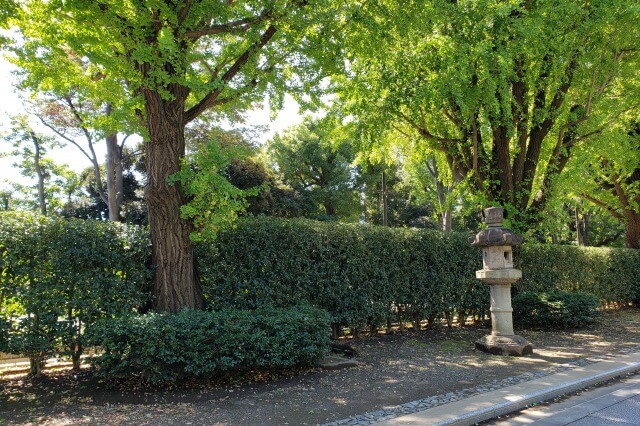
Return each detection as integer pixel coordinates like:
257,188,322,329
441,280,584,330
2,308,640,426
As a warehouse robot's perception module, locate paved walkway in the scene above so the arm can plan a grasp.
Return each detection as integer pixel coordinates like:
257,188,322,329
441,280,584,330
487,374,640,425
370,352,640,426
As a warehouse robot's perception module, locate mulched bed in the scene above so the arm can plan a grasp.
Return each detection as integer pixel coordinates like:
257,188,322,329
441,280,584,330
2,308,640,426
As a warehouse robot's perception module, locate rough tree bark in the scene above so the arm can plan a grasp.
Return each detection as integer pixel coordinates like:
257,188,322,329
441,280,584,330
625,213,640,249
144,87,205,312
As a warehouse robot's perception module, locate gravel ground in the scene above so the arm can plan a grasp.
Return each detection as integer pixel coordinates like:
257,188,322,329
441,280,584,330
1,308,640,426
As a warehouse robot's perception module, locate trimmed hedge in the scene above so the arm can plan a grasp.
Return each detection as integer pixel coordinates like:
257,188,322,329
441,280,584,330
200,217,640,334
0,212,151,374
1,213,639,377
198,217,486,334
87,305,330,383
512,291,601,329
517,244,640,304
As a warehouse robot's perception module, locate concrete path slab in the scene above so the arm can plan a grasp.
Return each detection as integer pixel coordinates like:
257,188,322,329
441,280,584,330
489,375,640,425
373,352,640,426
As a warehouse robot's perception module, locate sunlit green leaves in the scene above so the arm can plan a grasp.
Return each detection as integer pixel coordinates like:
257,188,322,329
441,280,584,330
335,0,640,231
170,139,260,242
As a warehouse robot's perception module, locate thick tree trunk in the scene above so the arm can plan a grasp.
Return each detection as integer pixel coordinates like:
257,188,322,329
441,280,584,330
105,131,123,222
324,202,337,216
145,90,204,312
625,212,640,249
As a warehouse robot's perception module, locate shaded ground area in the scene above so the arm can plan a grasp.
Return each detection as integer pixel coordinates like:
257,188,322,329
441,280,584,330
2,308,640,426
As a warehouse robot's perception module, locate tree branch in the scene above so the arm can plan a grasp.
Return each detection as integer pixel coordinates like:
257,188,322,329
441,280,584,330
36,116,93,162
581,193,624,221
184,25,277,122
395,109,460,146
119,134,130,151
184,9,271,40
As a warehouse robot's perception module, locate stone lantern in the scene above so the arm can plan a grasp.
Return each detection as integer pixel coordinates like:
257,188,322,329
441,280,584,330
471,207,532,356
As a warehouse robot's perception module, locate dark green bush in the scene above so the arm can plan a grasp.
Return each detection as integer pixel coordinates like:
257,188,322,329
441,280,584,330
202,217,640,334
512,291,600,329
87,305,330,383
517,244,640,304
198,216,486,333
0,212,151,373
1,212,639,377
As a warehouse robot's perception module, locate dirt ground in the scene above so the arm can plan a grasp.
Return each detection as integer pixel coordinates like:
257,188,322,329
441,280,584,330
2,308,640,426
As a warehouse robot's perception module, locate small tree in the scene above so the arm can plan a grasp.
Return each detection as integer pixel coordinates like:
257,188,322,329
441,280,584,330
265,117,360,220
2,116,80,215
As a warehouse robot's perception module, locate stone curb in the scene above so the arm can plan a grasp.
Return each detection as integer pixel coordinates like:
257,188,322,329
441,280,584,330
374,353,640,426
434,363,640,426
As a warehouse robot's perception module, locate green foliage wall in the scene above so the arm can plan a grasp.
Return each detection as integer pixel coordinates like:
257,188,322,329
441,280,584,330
201,217,640,333
0,212,150,373
517,245,640,304
198,216,486,332
1,213,638,374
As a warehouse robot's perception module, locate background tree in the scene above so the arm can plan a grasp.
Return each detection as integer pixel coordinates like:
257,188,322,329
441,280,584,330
265,117,360,220
337,0,640,231
12,0,346,312
575,122,640,248
10,39,139,222
185,114,315,218
61,156,146,224
30,95,136,222
2,116,80,215
354,157,433,228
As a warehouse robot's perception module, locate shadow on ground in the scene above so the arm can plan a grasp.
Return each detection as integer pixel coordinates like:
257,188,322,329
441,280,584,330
1,308,639,426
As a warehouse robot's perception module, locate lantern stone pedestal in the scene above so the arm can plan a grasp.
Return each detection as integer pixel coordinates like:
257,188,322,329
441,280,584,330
471,208,532,356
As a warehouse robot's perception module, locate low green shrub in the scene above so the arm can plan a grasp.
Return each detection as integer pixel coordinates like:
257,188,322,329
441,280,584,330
87,304,330,383
512,291,600,329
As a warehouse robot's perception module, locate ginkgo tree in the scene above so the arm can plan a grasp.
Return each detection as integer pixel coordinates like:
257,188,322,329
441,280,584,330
9,0,348,312
571,121,640,248
337,0,640,231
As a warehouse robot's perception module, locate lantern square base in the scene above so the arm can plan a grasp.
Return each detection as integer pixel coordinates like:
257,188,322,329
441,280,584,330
475,334,533,356
476,268,522,285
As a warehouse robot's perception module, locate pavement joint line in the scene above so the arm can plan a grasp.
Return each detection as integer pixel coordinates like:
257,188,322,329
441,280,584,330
377,354,640,426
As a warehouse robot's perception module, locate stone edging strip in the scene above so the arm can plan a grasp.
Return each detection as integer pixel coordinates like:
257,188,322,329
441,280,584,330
425,358,640,426
323,348,640,426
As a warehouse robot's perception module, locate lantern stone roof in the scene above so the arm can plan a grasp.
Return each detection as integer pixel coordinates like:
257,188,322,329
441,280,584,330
470,227,524,247
469,206,524,247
